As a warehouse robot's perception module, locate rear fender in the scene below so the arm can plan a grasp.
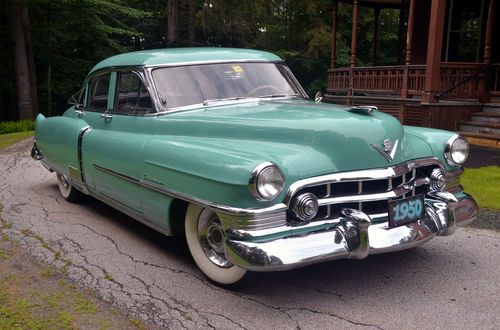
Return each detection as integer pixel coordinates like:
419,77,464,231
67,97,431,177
35,113,90,185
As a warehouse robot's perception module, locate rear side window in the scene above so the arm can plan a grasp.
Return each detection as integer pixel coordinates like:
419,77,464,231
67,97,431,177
88,74,110,110
115,72,153,115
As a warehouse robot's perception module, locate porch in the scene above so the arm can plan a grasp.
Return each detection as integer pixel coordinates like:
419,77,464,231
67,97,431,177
325,0,500,146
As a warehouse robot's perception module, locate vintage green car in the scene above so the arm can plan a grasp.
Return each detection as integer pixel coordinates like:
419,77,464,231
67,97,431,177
32,48,477,287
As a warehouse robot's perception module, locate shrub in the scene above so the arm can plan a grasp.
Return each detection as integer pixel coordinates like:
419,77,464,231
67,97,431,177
0,120,35,134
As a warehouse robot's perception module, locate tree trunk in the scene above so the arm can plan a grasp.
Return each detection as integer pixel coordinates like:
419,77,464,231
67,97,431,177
21,1,39,116
167,0,179,46
188,0,197,46
7,0,34,119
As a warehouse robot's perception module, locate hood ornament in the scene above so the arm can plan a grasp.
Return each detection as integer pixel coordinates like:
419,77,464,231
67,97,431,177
371,139,398,162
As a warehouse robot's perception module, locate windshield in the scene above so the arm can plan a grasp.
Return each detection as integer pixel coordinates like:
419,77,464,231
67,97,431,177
152,62,306,109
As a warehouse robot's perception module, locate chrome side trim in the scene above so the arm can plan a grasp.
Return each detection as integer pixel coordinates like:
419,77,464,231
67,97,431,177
93,164,287,218
77,126,91,183
285,157,444,205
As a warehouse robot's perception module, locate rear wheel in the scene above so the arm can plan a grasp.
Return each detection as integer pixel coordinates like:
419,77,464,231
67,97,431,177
56,173,83,202
185,203,249,287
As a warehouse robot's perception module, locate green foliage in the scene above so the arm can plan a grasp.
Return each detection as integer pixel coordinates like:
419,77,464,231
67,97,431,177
0,0,404,117
0,120,35,134
461,166,500,209
0,131,34,150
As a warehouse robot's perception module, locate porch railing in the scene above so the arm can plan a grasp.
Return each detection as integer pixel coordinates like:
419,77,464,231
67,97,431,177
327,62,488,100
491,63,500,97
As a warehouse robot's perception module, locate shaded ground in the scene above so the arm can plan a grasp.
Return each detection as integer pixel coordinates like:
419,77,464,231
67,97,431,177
0,138,499,329
464,145,500,168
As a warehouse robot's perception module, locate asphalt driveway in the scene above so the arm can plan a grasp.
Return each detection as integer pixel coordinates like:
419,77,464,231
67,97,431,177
1,139,499,329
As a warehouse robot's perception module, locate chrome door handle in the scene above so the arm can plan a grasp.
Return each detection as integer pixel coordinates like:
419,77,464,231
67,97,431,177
75,110,84,118
100,113,113,120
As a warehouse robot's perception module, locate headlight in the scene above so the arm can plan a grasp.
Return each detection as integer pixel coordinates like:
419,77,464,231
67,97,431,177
444,135,469,166
249,162,285,201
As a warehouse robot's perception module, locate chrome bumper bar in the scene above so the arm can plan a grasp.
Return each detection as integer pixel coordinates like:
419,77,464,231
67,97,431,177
223,192,477,272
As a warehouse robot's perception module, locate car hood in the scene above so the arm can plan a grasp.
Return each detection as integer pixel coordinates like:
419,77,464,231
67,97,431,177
154,99,434,182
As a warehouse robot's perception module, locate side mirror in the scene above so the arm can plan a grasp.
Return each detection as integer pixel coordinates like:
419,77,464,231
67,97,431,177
314,92,323,103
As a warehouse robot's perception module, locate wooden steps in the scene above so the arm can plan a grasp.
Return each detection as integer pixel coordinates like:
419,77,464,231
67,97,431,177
457,131,500,148
458,104,500,148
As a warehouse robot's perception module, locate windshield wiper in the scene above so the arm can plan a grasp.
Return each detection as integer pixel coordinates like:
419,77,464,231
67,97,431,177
202,96,249,106
257,94,302,99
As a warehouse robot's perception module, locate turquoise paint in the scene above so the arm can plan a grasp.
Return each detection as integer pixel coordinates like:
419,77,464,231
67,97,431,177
35,112,88,177
403,126,461,171
89,48,282,76
35,49,463,237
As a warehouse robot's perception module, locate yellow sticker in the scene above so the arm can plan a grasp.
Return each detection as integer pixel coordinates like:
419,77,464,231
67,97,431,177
232,65,244,73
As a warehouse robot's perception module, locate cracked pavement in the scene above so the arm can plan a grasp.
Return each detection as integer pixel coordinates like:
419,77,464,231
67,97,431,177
1,138,499,329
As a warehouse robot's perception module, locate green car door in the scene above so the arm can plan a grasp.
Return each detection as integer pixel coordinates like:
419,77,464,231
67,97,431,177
80,70,155,216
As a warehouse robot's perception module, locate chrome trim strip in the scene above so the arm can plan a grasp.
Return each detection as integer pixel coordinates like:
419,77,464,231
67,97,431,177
77,126,91,183
90,190,172,236
285,157,444,205
144,59,284,69
93,164,287,217
317,177,429,205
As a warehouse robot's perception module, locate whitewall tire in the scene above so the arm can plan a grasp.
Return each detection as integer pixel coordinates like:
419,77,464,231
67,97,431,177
56,173,83,202
185,203,248,286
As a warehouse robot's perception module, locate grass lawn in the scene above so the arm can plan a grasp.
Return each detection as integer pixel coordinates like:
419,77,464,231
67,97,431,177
462,166,500,210
0,131,34,150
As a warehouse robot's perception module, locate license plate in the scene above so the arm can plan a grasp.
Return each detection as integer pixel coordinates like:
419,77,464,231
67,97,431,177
388,195,425,228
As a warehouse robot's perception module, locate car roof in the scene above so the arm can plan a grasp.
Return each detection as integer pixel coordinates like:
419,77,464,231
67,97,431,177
88,47,282,75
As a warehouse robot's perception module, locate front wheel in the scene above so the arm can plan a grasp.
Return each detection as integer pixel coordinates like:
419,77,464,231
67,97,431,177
56,173,83,202
185,204,250,288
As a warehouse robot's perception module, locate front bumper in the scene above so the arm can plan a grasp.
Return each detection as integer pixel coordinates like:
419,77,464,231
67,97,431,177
223,192,477,271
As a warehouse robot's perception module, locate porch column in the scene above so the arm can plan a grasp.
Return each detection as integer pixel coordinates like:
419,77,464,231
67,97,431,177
401,0,415,98
372,7,380,66
484,0,495,65
422,0,447,104
348,0,359,103
330,0,339,68
350,0,359,67
405,0,415,65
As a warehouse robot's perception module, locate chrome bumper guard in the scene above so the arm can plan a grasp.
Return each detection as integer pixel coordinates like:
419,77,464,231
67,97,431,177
223,192,477,272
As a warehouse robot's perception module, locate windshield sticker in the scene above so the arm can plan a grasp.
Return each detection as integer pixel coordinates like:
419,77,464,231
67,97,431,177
232,65,244,73
224,65,245,80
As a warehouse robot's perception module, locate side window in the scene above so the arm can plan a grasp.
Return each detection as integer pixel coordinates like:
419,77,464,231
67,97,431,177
115,72,153,115
88,74,110,111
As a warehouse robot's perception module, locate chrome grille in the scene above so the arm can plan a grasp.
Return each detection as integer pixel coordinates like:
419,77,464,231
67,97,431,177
285,158,443,223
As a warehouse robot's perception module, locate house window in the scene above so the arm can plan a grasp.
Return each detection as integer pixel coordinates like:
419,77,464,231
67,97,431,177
445,0,486,62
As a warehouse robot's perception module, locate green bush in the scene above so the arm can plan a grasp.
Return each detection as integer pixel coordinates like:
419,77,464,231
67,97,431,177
0,120,35,134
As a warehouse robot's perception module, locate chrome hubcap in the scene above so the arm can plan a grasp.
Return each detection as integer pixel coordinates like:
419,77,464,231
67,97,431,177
60,174,70,189
197,209,232,268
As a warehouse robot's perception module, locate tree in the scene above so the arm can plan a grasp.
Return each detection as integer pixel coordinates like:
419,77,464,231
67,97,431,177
7,0,35,119
167,0,179,45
